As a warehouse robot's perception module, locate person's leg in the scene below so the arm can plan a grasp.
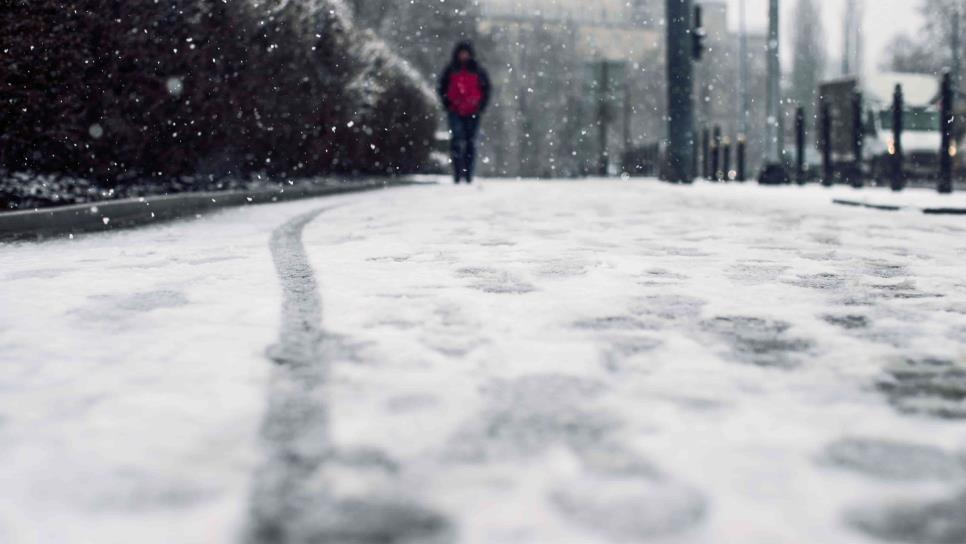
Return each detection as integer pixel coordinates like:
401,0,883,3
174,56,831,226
448,113,465,183
463,115,481,183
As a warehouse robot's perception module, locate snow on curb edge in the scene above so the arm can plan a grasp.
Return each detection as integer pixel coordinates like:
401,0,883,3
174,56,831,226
0,179,429,240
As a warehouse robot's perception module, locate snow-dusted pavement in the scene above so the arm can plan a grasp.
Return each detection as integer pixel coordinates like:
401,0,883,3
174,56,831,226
2,180,966,544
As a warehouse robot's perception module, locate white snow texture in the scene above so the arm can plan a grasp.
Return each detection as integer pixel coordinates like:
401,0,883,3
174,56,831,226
2,180,966,544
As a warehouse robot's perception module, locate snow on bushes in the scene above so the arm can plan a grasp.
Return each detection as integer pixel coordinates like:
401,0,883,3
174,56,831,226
0,0,438,204
338,35,440,174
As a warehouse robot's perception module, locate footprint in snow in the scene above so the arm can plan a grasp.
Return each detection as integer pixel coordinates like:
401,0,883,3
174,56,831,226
444,373,615,462
877,357,966,419
823,436,966,481
699,315,814,369
628,294,706,323
822,313,871,331
455,266,535,294
848,492,966,544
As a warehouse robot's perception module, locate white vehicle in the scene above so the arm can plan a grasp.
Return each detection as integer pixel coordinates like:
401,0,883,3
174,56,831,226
820,72,943,180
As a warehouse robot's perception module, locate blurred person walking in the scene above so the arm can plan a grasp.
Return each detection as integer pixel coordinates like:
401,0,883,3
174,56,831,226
438,41,490,184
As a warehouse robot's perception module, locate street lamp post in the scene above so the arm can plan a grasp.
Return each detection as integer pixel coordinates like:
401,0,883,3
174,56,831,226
665,0,696,183
598,61,610,177
738,0,749,137
795,106,805,185
953,5,962,98
736,0,749,181
759,0,789,184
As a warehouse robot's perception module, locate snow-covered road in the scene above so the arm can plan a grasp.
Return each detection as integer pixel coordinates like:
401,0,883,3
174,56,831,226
2,180,966,544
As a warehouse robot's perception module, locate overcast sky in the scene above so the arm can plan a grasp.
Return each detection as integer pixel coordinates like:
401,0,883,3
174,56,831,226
725,0,925,76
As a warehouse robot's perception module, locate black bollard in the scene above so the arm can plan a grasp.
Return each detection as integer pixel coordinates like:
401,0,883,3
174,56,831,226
712,125,722,181
722,138,732,181
891,84,905,192
702,128,710,180
692,134,699,181
940,71,954,194
795,106,806,185
851,90,864,188
736,136,746,182
821,100,833,187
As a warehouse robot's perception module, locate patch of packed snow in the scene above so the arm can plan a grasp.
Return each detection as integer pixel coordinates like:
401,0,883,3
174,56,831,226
1,179,966,543
0,195,362,543
306,180,966,543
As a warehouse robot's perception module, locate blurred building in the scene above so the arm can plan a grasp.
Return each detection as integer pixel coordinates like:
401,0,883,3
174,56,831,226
692,1,770,178
475,0,769,179
477,0,664,177
483,0,658,28
481,0,662,62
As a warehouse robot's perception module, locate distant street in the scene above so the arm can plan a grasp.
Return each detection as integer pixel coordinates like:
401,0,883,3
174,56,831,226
2,180,966,543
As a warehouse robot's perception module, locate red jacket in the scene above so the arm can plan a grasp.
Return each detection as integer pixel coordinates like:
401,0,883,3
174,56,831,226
438,60,491,117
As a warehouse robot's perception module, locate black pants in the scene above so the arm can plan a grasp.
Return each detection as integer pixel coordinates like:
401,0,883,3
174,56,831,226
448,113,480,182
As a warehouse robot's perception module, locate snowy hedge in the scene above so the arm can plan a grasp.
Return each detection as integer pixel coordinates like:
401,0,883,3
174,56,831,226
0,0,438,187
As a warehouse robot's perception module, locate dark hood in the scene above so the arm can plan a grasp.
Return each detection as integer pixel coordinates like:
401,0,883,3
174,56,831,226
451,41,477,69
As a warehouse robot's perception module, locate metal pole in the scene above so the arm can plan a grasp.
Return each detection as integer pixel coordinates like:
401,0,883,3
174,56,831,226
760,0,788,184
695,5,710,129
598,61,610,177
623,75,632,153
891,84,904,192
723,137,732,181
953,6,962,98
665,0,695,183
843,0,855,75
767,0,781,160
702,127,710,179
796,106,806,184
712,125,722,181
855,0,865,77
940,71,954,194
738,0,749,137
737,136,747,181
693,132,700,178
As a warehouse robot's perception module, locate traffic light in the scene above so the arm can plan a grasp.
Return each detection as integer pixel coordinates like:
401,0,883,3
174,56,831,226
693,5,706,61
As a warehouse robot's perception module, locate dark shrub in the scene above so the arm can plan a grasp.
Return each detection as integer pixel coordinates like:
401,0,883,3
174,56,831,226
0,0,438,188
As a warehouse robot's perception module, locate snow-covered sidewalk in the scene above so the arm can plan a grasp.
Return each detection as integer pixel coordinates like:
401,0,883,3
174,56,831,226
2,180,966,543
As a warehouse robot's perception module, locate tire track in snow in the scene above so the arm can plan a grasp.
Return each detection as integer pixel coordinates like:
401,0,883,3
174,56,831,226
246,207,451,544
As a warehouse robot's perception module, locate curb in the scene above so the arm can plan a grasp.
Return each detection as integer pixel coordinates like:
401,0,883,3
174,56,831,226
831,199,902,212
0,179,426,241
923,207,966,215
832,198,966,215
